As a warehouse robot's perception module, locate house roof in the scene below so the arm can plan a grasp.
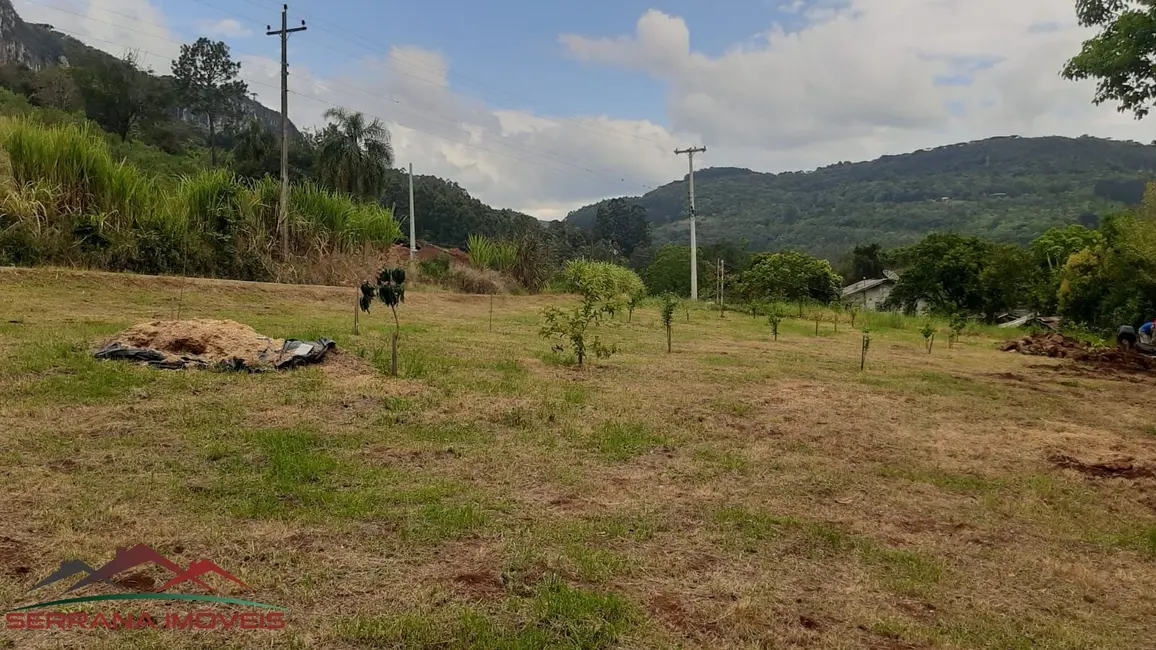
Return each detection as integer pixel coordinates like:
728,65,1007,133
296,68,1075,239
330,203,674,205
842,277,891,297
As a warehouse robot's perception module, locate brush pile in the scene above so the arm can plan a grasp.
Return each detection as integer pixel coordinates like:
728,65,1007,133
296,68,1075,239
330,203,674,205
1001,332,1155,371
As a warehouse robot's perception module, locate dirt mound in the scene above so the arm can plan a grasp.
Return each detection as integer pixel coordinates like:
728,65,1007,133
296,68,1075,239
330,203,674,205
1001,333,1155,371
1048,453,1156,479
108,319,285,368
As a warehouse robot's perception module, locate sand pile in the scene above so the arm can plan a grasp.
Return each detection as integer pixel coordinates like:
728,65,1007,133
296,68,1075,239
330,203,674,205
112,319,284,367
96,319,345,371
1001,332,1155,371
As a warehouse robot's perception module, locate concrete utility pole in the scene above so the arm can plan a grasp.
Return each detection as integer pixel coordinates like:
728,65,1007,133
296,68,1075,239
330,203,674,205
674,146,706,300
408,163,416,261
267,5,306,259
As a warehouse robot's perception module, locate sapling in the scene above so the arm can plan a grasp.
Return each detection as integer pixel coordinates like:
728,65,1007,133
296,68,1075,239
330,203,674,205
359,266,406,376
814,311,822,336
539,296,614,368
920,322,936,354
832,309,839,333
660,292,677,353
626,290,644,323
849,305,860,329
768,309,783,341
860,327,871,370
948,314,966,349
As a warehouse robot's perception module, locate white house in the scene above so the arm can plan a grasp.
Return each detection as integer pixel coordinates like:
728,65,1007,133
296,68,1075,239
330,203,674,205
842,277,894,310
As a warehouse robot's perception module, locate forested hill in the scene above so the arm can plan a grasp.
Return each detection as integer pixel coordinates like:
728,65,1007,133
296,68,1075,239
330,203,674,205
565,135,1156,259
0,0,296,137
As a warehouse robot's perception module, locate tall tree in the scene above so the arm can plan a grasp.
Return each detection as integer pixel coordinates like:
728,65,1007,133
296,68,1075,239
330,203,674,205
171,38,248,166
316,108,393,200
888,233,992,314
71,51,168,141
738,250,842,304
846,243,889,283
592,198,651,258
31,67,82,111
1062,1,1156,118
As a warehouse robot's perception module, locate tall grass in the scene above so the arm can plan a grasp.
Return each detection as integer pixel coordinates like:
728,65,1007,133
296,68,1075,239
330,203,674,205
0,117,402,281
468,233,517,271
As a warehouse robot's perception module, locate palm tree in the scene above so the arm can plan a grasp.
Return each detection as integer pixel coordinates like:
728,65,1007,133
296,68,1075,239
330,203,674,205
316,108,393,200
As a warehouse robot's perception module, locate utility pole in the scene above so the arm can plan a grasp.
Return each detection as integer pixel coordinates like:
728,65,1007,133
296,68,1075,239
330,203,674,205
674,146,706,300
267,5,306,259
408,163,416,261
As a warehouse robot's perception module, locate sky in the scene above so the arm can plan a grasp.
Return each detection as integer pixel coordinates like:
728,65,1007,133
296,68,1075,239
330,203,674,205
12,0,1156,219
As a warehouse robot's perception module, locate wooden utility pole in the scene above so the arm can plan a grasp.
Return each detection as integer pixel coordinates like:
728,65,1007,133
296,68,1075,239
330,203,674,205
267,5,306,259
674,146,706,300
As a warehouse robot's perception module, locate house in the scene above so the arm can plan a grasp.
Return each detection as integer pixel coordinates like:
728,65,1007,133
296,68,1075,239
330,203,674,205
841,270,900,311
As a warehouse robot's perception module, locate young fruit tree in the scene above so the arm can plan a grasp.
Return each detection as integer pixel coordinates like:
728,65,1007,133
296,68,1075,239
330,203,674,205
948,314,967,349
768,309,783,341
539,297,614,368
661,292,678,353
849,304,860,329
920,322,936,354
359,267,406,376
860,327,872,371
626,289,644,323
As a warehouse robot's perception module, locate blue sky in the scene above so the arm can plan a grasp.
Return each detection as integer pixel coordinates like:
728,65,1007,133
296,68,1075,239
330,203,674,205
16,0,1155,217
153,0,809,125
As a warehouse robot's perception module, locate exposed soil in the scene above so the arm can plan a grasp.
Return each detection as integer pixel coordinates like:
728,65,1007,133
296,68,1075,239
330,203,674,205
451,570,504,597
0,535,31,576
1048,453,1156,479
1001,333,1155,372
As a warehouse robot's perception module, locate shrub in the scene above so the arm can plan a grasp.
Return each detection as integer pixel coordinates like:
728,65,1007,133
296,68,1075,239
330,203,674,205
557,259,645,303
418,253,451,279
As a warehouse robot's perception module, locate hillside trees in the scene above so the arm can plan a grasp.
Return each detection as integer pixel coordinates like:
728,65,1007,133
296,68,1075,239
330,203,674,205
172,38,248,166
72,51,170,142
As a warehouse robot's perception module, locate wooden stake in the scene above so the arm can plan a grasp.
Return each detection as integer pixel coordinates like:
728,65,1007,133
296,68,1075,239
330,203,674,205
353,288,360,335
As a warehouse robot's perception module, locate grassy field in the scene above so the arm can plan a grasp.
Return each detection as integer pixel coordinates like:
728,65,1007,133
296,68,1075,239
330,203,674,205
1,267,1155,649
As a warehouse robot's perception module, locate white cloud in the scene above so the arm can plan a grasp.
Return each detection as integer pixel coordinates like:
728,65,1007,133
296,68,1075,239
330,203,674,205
200,18,252,39
15,0,1156,221
14,0,179,72
559,2,1154,173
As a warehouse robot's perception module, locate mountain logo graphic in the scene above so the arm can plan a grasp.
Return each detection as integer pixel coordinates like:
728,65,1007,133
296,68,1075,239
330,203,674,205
7,543,282,613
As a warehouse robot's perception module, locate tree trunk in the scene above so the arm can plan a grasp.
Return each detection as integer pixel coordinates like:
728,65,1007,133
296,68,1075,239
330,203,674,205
390,306,399,376
209,115,217,167
666,325,671,353
353,288,359,335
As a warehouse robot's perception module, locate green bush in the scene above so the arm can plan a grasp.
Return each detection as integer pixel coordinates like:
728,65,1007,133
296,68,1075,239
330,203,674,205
557,259,645,302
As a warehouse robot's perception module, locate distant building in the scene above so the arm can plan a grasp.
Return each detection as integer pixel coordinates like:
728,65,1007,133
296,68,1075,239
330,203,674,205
841,270,925,312
841,270,899,311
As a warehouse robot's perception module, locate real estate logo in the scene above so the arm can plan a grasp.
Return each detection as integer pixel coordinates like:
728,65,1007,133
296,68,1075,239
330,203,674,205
5,543,285,631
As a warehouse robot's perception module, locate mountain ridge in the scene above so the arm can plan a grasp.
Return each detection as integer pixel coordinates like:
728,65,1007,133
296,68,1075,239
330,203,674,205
565,135,1156,258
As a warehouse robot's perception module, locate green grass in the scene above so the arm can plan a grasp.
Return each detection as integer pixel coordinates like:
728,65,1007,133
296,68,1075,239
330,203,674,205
335,575,636,649
587,421,667,461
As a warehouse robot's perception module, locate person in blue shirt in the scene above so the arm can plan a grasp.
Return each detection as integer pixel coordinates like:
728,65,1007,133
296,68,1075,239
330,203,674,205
1141,318,1155,345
